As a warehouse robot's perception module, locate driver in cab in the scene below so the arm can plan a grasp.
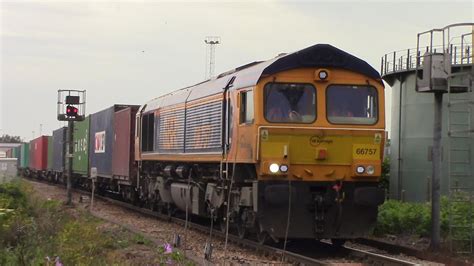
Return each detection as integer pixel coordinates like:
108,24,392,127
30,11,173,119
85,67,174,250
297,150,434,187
266,91,300,122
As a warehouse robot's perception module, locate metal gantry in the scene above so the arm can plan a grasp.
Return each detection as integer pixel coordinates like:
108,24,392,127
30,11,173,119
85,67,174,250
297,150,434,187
204,36,221,79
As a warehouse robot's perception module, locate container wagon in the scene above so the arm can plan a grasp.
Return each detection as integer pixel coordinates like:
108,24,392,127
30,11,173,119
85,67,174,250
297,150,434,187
51,127,67,182
29,136,50,178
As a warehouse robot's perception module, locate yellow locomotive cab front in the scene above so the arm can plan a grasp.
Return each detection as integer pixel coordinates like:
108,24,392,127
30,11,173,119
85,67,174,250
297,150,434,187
251,67,386,240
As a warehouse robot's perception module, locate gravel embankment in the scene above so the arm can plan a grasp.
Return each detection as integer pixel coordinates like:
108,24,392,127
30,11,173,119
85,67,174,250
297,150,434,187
27,180,287,265
27,179,446,265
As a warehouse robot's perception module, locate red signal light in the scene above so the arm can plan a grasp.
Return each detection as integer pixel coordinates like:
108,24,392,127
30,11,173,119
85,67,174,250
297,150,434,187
66,105,78,117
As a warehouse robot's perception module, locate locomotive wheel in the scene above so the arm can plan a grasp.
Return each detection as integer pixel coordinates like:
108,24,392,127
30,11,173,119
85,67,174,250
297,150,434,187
236,222,247,239
257,230,269,245
166,204,175,221
219,220,228,233
155,204,163,214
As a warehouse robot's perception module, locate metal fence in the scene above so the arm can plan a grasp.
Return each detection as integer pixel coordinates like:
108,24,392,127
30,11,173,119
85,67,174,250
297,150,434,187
381,23,473,76
381,42,472,76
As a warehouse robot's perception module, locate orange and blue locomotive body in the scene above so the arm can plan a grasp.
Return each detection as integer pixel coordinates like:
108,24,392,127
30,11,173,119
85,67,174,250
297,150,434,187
134,44,386,242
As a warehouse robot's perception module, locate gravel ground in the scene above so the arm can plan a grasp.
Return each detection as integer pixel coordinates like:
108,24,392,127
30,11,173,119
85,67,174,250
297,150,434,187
26,179,446,265
344,241,444,265
26,180,288,265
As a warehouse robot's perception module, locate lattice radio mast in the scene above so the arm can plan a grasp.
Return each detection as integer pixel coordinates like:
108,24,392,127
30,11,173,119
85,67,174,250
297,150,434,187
205,36,221,79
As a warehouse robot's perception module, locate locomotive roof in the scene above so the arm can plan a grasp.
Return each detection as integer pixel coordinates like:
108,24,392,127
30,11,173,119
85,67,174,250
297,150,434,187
143,44,382,112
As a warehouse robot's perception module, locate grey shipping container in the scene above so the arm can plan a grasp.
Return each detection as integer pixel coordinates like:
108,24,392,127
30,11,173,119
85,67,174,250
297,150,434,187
89,105,137,177
52,127,67,172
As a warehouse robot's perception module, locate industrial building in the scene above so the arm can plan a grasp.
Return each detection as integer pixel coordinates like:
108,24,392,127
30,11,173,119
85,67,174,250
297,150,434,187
382,23,473,203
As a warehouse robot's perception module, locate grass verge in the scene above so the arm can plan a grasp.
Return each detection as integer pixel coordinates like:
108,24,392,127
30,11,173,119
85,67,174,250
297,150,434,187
0,181,192,265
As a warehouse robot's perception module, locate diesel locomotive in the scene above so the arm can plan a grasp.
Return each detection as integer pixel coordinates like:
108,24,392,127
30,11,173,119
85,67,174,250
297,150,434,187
134,44,386,243
16,44,386,244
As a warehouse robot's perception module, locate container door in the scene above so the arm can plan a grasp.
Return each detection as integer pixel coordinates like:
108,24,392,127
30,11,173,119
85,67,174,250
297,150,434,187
47,136,53,170
112,107,132,178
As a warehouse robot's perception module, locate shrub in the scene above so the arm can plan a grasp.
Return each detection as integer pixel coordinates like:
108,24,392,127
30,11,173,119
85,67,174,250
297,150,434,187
0,181,195,265
375,196,473,241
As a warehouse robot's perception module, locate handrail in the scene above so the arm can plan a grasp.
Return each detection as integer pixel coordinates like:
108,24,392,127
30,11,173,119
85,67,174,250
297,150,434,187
381,23,473,76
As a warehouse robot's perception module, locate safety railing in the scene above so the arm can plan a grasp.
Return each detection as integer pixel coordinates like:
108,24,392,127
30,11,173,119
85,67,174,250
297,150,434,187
381,43,472,76
381,23,473,76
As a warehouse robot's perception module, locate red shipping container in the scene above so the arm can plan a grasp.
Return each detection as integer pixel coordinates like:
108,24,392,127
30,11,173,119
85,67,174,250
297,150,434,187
112,106,138,180
29,136,49,171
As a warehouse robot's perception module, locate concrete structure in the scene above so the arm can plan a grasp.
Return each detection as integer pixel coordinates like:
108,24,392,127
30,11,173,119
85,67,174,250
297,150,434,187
0,158,19,183
381,23,473,202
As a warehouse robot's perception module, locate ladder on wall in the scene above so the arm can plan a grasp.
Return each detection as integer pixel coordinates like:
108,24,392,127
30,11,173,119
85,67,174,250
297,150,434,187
447,30,474,253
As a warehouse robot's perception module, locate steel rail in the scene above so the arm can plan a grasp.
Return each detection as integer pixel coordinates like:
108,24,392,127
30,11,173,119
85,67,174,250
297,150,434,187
356,238,473,266
343,245,419,265
318,239,418,266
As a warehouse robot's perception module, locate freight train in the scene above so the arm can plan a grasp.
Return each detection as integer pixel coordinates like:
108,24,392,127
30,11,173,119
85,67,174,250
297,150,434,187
10,44,386,245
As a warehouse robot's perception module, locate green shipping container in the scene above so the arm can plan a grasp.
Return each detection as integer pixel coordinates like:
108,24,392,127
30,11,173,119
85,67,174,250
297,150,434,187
12,146,20,159
20,143,30,168
73,116,90,176
47,136,53,170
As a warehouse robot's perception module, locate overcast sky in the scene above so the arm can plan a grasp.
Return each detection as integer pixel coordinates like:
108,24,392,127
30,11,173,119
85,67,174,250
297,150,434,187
1,0,472,141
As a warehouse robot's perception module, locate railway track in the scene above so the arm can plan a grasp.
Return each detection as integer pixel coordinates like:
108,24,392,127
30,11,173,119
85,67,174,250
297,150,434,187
26,178,423,265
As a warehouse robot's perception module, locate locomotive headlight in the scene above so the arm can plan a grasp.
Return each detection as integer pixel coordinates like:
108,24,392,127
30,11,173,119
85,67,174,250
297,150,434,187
366,165,375,175
318,70,328,80
356,166,365,174
269,163,280,173
279,164,289,173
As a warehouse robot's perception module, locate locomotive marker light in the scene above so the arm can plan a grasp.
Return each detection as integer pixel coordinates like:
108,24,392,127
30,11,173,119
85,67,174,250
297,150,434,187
315,69,330,81
366,165,375,175
57,89,86,206
279,164,289,173
356,166,365,174
269,163,280,173
319,70,328,80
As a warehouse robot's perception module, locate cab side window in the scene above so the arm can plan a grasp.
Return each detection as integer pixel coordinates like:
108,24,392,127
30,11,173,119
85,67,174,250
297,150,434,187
141,112,154,152
239,90,254,124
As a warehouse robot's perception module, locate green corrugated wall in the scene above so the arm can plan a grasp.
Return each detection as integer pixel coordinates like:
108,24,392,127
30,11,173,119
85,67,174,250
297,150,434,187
73,116,90,176
20,143,30,168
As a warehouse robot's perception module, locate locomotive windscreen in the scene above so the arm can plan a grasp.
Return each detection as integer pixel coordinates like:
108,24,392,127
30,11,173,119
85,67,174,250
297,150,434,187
264,83,316,123
326,85,378,125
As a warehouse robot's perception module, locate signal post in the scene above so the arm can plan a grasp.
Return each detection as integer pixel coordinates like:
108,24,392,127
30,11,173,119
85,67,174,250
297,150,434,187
57,90,86,205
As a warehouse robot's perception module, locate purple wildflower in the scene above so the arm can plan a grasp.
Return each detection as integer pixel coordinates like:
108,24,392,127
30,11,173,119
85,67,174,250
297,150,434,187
164,243,172,254
55,256,63,266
